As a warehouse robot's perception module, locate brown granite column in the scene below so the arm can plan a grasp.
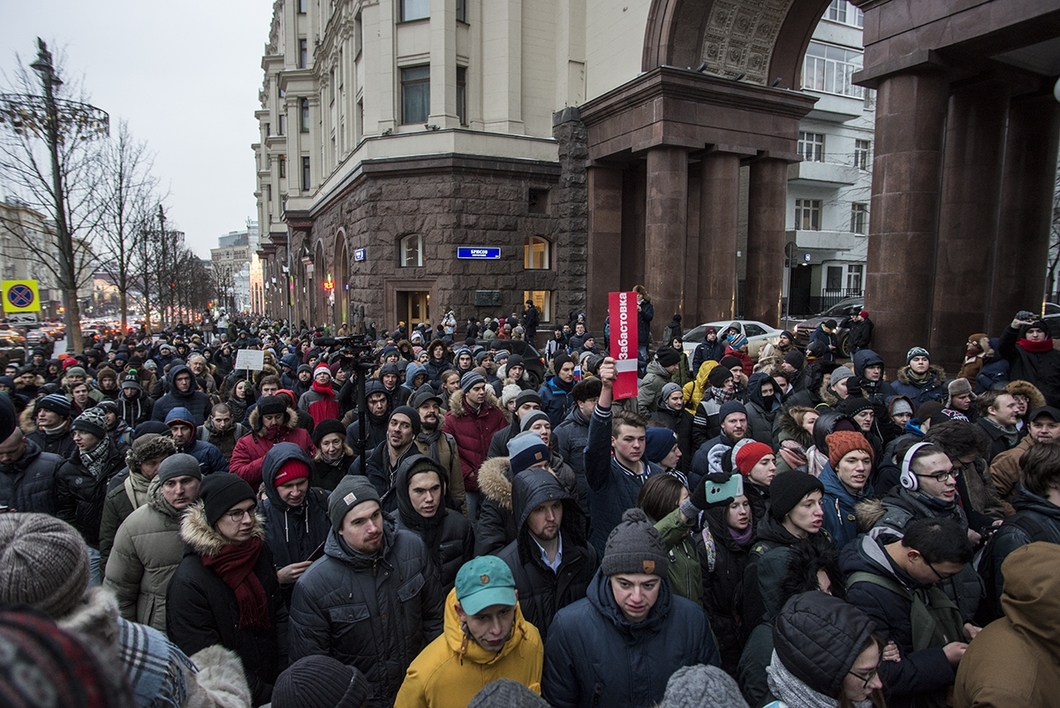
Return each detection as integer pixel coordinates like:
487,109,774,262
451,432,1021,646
644,147,688,342
930,80,1010,367
990,93,1060,334
745,157,788,325
586,165,624,330
864,70,950,373
698,151,741,322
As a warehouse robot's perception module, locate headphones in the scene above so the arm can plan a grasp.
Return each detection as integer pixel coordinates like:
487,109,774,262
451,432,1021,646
899,442,935,491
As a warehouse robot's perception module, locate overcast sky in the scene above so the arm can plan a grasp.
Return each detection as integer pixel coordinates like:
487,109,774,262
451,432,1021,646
1,0,273,257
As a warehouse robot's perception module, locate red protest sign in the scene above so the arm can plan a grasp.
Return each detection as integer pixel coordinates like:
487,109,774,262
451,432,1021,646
609,291,639,400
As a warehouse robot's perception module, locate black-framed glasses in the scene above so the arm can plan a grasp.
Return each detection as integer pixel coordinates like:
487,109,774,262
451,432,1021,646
224,505,257,522
847,665,879,689
914,469,959,483
925,558,956,582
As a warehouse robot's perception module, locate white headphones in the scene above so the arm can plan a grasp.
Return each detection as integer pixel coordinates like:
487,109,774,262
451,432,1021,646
900,442,936,491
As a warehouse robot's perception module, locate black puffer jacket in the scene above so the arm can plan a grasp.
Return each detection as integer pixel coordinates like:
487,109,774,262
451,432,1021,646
55,440,127,547
260,442,331,570
288,514,444,708
700,505,755,673
392,454,474,590
26,425,77,459
495,468,597,639
151,364,212,424
0,437,61,514
998,325,1060,407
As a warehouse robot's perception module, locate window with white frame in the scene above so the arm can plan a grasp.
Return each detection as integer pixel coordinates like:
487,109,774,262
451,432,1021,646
847,264,864,292
524,236,550,270
798,132,825,162
399,234,424,267
825,0,863,26
401,0,429,21
795,199,822,231
400,66,430,124
850,203,868,234
803,42,864,98
854,139,871,169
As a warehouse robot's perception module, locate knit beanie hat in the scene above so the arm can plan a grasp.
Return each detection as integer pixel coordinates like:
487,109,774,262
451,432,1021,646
773,591,876,697
718,400,747,424
506,354,525,370
507,431,551,474
36,392,72,418
519,410,550,433
390,406,421,436
735,441,774,476
825,430,874,469
467,678,550,708
888,397,914,417
274,459,311,487
156,453,202,483
838,396,874,418
784,350,805,370
906,346,930,364
258,395,287,416
329,475,381,530
552,352,573,374
708,366,733,388
120,374,143,392
720,356,743,372
0,513,90,619
71,407,108,440
601,508,669,577
311,418,347,447
769,471,825,521
644,427,679,465
514,389,543,410
830,366,855,386
199,473,256,528
658,382,683,406
272,655,370,708
728,333,749,351
460,371,486,392
500,384,522,408
65,366,87,379
656,347,681,368
661,665,750,708
313,363,331,379
133,421,170,439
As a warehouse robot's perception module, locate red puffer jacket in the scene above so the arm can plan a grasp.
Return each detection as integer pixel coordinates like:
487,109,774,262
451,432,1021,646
231,406,317,488
442,389,508,493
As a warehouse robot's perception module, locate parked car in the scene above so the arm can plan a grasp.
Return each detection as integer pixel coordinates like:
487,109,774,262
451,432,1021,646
681,320,783,360
0,339,26,369
792,297,864,357
1044,302,1060,339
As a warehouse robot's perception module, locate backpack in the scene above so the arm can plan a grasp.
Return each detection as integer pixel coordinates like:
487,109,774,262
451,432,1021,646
845,571,965,653
974,513,1053,623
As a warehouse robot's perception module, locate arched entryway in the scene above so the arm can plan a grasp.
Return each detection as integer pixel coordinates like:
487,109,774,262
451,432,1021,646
334,230,349,331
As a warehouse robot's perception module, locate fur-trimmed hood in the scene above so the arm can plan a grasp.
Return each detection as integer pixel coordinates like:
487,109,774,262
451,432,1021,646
447,386,504,418
246,404,299,435
895,363,947,387
776,406,814,448
774,538,845,603
57,586,123,648
126,434,177,474
855,498,886,533
478,456,514,510
180,498,266,557
1005,379,1046,413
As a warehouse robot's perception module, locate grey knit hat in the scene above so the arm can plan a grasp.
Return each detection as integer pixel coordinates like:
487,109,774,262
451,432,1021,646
0,513,90,619
661,665,749,708
36,392,72,418
658,382,683,406
272,655,370,708
71,407,108,439
328,475,381,530
830,366,855,386
156,453,202,483
507,430,551,474
460,371,486,392
601,508,669,577
467,678,550,708
519,410,550,433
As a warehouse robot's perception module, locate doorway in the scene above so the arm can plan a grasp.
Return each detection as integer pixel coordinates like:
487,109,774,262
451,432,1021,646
396,291,430,327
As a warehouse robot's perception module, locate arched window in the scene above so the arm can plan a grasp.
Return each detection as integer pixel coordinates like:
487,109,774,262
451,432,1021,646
399,234,423,267
524,236,550,270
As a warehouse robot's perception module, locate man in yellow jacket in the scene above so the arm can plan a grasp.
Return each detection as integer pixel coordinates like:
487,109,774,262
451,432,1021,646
395,555,544,708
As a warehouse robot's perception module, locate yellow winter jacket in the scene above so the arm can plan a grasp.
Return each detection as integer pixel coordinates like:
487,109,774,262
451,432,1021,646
394,587,544,708
684,360,719,414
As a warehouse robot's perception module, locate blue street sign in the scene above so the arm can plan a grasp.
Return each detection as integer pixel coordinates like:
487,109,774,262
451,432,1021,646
354,248,366,262
457,247,501,260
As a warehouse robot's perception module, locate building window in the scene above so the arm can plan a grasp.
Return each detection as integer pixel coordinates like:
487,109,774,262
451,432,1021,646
356,98,364,141
400,66,430,124
299,39,308,69
798,132,825,162
456,67,467,126
847,264,864,292
802,42,864,98
301,156,311,191
401,0,429,22
355,13,362,57
300,98,310,132
524,236,550,270
795,199,822,231
278,114,287,135
298,0,307,13
854,139,871,169
826,0,863,26
850,203,868,234
399,234,424,267
456,0,466,22
524,291,552,321
278,154,286,178
826,266,843,291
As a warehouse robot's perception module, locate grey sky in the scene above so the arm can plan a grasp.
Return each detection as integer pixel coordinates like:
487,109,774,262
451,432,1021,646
1,0,273,257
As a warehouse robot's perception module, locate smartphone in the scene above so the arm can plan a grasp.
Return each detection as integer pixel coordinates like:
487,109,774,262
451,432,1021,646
705,475,744,505
306,541,326,563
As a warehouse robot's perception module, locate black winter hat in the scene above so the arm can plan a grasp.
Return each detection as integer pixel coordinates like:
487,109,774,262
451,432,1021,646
784,350,805,370
838,396,874,417
708,366,733,388
272,654,370,708
409,383,443,409
718,400,747,424
35,393,72,418
311,418,347,447
720,356,743,372
769,471,825,522
390,406,421,435
257,395,287,416
199,473,256,527
656,347,681,368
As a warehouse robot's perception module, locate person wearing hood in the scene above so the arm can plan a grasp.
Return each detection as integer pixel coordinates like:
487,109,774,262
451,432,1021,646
260,442,330,600
818,431,875,550
345,379,393,461
538,352,577,427
891,347,947,409
310,418,354,491
151,364,212,425
636,347,682,418
998,313,1060,408
298,364,341,426
117,373,155,429
165,406,227,475
409,384,466,514
231,395,317,489
278,352,300,389
104,453,202,632
288,475,444,707
542,508,721,708
852,349,894,406
955,542,1060,707
395,556,544,708
292,364,313,400
98,433,176,571
393,454,474,590
744,372,782,446
168,473,287,706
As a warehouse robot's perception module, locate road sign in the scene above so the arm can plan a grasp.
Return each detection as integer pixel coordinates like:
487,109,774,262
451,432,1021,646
354,248,366,262
1,280,41,313
6,313,38,324
456,247,501,260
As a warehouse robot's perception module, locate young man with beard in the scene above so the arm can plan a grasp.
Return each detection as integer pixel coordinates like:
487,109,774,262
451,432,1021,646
410,384,465,514
444,372,508,525
289,475,444,707
691,401,749,488
990,405,1060,511
298,363,340,426
151,364,212,425
363,406,421,510
230,395,316,488
165,407,228,476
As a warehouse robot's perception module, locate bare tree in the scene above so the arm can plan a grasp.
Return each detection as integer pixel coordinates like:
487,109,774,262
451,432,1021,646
1046,159,1060,303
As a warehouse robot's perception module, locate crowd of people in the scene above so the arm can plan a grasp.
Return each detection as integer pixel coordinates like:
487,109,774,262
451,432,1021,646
0,295,1059,708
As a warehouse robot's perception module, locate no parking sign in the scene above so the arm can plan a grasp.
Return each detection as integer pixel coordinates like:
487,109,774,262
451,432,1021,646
1,280,40,313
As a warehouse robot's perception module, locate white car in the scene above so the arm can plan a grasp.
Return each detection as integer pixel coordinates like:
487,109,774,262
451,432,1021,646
681,320,785,360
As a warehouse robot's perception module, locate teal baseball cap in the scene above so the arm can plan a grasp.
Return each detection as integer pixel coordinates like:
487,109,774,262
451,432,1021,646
455,556,517,615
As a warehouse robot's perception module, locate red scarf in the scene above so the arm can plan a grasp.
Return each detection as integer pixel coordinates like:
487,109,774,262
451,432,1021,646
311,380,334,398
1018,338,1054,354
202,536,271,630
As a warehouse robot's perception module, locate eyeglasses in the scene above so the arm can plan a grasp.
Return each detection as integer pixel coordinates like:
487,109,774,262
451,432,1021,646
225,505,257,522
914,470,959,483
925,558,957,582
847,665,880,689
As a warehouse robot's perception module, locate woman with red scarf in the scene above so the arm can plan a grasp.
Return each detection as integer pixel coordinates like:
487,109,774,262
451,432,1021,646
298,363,341,426
999,315,1060,409
167,473,287,707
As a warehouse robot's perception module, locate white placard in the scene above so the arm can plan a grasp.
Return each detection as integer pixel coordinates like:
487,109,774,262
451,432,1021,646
234,349,265,371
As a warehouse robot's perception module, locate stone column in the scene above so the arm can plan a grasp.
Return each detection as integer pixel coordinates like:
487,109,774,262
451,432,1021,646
864,70,950,373
745,157,788,325
644,147,688,344
698,151,741,322
930,80,1010,367
586,166,623,329
991,94,1060,333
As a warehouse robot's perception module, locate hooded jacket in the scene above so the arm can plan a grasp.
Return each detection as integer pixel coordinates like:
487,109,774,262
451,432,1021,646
442,388,508,493
152,364,212,425
819,462,874,550
103,475,187,632
745,372,781,446
260,442,331,574
393,454,475,589
891,364,948,408
539,374,575,428
394,588,544,708
701,504,756,672
230,405,316,489
0,436,60,515
636,359,674,418
542,571,721,708
56,439,128,548
118,388,155,429
954,542,1060,708
288,514,445,708
495,468,597,639
852,349,895,404
167,500,287,707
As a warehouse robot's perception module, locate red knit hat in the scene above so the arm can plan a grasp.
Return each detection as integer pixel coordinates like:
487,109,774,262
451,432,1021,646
274,459,310,487
735,441,775,476
825,431,874,469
